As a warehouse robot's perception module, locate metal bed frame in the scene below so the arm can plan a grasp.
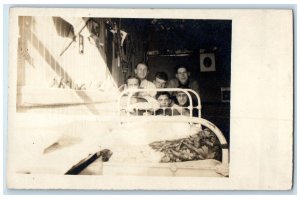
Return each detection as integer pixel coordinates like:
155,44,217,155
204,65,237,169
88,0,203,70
117,88,229,165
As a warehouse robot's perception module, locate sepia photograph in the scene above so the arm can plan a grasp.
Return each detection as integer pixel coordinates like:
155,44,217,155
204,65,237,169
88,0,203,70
7,8,293,190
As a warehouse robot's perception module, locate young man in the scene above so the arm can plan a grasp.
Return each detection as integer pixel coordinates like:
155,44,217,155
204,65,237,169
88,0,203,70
134,63,156,97
154,92,181,116
172,90,190,116
156,92,171,108
120,76,141,112
168,65,200,97
126,75,140,89
121,75,160,116
153,72,168,89
168,65,200,114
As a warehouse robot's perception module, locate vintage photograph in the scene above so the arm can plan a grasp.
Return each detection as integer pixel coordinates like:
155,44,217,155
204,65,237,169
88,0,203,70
7,8,293,190
11,14,231,177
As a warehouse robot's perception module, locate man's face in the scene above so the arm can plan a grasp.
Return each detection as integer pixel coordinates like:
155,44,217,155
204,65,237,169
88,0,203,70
153,77,167,88
175,67,190,85
127,78,139,89
176,92,188,106
135,64,148,80
157,95,171,108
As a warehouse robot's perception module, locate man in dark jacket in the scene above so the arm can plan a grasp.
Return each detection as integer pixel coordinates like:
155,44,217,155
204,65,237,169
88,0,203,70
168,65,200,105
168,65,200,96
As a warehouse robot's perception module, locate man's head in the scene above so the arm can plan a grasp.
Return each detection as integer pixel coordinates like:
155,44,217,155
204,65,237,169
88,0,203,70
175,65,190,85
153,72,168,88
176,91,188,106
134,63,149,81
126,76,140,89
156,92,171,108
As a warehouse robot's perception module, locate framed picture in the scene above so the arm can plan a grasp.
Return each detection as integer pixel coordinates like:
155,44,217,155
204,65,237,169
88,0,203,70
200,53,216,72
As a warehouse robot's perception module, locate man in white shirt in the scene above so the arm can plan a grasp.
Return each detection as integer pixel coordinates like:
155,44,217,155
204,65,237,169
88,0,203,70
134,63,156,97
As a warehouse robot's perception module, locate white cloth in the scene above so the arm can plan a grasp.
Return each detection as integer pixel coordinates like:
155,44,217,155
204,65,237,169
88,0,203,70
139,79,157,97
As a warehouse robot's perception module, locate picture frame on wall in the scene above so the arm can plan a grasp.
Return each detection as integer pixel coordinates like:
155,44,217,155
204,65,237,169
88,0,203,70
200,52,216,72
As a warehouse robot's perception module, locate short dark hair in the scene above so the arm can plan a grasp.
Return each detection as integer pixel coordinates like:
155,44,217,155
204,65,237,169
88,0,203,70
156,91,171,100
175,65,189,73
155,72,168,81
